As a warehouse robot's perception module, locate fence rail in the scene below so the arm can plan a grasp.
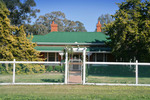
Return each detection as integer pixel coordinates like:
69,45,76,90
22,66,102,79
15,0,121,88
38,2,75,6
0,59,150,86
84,60,150,86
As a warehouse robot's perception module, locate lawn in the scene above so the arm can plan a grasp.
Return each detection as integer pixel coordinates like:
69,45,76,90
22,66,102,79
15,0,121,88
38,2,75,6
0,85,150,100
0,72,64,83
87,75,150,84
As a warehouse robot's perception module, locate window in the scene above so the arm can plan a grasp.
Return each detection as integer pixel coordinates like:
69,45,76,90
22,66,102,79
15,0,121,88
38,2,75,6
97,53,103,62
49,53,55,61
91,53,107,62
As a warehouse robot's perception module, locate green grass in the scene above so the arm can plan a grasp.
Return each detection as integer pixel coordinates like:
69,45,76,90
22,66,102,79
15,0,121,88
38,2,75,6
87,75,150,84
0,72,64,83
0,85,150,100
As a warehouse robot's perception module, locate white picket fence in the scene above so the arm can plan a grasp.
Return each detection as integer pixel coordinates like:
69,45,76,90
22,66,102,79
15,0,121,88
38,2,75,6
0,58,150,86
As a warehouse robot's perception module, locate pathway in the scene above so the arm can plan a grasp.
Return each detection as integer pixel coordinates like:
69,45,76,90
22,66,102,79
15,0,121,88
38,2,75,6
68,71,82,84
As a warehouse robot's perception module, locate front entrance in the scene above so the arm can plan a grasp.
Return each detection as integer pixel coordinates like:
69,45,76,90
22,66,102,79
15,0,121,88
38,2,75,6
68,53,83,84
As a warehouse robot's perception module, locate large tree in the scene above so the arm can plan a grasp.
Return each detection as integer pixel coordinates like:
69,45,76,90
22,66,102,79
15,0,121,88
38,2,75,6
97,14,114,32
30,11,87,35
0,0,42,61
105,0,150,62
3,0,40,26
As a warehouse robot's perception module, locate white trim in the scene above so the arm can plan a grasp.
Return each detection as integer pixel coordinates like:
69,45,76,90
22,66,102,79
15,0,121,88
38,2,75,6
83,48,86,85
84,83,150,86
0,61,62,64
136,60,138,84
87,51,111,53
65,52,68,84
0,83,64,85
35,42,105,45
13,59,15,83
85,62,150,65
38,50,62,53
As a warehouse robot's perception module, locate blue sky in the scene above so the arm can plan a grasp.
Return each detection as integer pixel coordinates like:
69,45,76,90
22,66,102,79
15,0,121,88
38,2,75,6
33,0,125,32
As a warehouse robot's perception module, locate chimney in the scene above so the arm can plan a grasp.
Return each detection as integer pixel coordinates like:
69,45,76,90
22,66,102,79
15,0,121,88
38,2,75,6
96,21,101,32
51,21,58,32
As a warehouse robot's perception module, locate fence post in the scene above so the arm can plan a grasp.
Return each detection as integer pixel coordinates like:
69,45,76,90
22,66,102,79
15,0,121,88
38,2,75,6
83,48,86,85
13,59,16,84
65,52,68,84
136,60,138,85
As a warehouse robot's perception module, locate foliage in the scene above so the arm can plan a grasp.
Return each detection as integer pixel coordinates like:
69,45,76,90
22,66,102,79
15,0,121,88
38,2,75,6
63,46,74,60
14,25,43,61
3,0,40,26
97,14,114,32
0,0,18,61
46,66,53,72
0,0,43,61
29,11,87,35
46,65,64,72
0,63,45,74
105,0,150,62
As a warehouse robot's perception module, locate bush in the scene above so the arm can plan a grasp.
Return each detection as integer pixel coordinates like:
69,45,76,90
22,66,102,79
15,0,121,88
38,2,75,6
46,66,53,72
0,64,13,74
55,66,61,72
0,64,45,75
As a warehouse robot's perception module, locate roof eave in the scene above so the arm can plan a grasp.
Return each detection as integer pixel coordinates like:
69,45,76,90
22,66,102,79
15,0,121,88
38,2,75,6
34,42,105,45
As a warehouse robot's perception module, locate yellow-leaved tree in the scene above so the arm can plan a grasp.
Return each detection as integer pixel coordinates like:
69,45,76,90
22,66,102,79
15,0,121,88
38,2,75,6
0,0,42,61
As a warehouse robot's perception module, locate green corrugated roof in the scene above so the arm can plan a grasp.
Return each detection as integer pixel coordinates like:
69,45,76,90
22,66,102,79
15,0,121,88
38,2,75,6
34,46,64,51
32,32,108,43
34,46,111,52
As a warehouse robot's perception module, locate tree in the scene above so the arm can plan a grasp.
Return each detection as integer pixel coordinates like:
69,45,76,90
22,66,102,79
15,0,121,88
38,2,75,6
24,24,48,35
3,0,40,26
0,0,42,61
96,14,114,32
0,0,17,61
105,0,150,62
33,11,87,35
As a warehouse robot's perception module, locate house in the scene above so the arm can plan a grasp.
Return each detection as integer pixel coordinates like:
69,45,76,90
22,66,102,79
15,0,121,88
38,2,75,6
31,21,115,70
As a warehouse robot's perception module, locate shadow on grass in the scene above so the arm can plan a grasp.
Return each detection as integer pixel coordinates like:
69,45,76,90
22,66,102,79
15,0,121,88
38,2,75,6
41,79,64,83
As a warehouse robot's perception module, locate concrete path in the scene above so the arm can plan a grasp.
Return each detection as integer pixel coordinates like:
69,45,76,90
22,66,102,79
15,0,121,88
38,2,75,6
68,71,82,84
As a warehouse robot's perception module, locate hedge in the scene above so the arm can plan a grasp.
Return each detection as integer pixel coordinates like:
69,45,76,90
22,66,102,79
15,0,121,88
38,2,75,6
0,64,45,74
87,65,150,77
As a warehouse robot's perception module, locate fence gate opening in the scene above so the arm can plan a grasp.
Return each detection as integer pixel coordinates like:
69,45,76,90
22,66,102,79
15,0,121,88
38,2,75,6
68,58,83,84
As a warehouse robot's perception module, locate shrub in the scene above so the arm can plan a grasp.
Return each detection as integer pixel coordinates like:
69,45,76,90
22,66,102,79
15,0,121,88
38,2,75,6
0,64,45,75
46,66,53,72
55,66,61,72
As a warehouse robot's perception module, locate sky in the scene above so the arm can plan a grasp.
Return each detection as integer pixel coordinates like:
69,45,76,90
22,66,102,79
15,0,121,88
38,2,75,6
33,0,125,32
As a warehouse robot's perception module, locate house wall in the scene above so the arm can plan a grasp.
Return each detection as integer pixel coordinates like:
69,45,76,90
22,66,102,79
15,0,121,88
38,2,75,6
40,52,115,62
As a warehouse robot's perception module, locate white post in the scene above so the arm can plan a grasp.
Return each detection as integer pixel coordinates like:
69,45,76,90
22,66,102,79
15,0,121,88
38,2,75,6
136,60,138,85
83,48,86,85
13,59,16,83
65,52,68,84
